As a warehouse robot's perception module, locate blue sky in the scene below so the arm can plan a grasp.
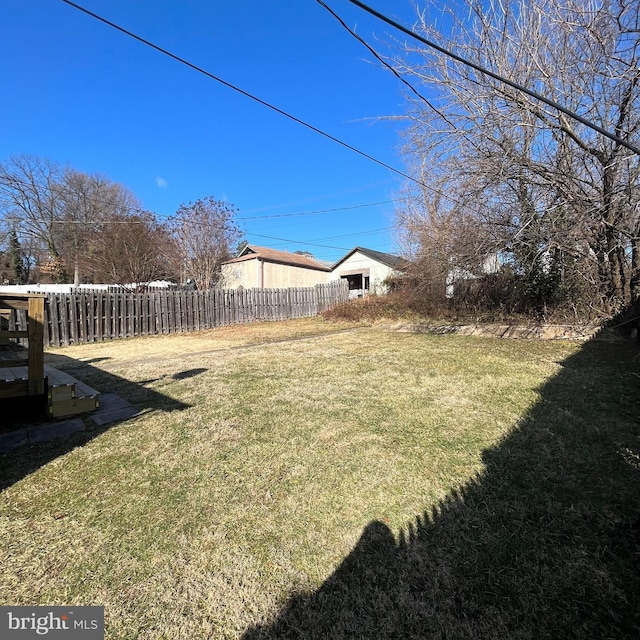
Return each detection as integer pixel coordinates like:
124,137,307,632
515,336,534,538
1,0,424,263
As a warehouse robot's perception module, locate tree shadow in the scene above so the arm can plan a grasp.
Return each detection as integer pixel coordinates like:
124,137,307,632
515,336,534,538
0,352,190,491
243,336,640,639
172,367,209,380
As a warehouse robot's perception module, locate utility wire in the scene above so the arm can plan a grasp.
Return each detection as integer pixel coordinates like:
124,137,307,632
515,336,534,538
2,175,405,223
240,178,397,213
0,175,148,220
237,199,402,220
2,174,402,222
58,0,574,228
246,232,350,251
315,0,457,131
344,0,640,156
51,3,453,225
290,226,393,241
4,216,142,224
26,1,640,247
5,159,636,235
246,227,394,251
60,0,424,188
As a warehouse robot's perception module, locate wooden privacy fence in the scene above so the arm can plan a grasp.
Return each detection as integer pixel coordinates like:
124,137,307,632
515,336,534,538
41,281,349,347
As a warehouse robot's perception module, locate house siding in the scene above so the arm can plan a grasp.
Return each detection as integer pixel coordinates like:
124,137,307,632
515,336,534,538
220,258,328,289
262,261,329,288
329,250,396,294
220,260,258,289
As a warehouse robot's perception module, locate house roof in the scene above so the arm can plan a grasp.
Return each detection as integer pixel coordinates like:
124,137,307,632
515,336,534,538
222,245,331,272
331,247,410,271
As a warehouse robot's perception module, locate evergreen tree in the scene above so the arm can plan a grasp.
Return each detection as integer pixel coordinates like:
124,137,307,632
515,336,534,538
9,230,24,284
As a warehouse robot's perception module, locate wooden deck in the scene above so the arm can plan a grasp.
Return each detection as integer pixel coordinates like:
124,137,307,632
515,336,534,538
0,292,45,397
1,292,99,419
0,361,100,418
44,365,100,418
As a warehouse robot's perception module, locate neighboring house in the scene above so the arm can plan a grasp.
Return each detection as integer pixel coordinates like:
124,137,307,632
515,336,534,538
445,254,501,298
329,247,410,298
220,245,331,289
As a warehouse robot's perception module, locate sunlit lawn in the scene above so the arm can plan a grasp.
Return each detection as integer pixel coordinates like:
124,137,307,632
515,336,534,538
1,318,637,638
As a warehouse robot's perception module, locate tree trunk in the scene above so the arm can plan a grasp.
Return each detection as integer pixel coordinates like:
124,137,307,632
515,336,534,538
631,236,640,302
608,240,626,306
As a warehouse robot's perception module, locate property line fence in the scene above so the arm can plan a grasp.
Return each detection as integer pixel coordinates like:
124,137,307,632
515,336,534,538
32,281,348,347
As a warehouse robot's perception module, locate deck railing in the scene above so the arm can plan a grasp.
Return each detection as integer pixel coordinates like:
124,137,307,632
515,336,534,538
0,293,45,397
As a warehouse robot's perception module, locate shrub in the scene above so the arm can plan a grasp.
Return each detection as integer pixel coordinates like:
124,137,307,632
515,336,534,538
322,291,451,323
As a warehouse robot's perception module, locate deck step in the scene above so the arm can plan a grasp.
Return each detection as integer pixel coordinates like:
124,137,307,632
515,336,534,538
49,384,75,402
49,396,99,419
1,363,99,417
43,365,100,418
0,379,28,398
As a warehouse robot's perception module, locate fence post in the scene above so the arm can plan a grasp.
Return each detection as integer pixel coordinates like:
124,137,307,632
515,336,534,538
30,282,350,347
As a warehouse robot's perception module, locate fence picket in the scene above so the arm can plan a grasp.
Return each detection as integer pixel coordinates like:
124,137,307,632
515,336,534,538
41,281,348,347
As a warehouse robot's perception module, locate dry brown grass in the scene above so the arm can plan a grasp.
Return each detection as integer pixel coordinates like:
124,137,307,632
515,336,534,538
1,318,638,639
44,317,362,370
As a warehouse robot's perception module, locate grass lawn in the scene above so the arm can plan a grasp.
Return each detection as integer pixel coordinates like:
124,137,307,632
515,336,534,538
1,318,638,639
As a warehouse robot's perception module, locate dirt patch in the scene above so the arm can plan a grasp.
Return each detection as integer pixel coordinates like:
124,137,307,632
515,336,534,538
381,322,608,341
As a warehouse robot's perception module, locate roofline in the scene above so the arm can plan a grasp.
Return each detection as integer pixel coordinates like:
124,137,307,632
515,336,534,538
222,253,331,272
331,246,408,270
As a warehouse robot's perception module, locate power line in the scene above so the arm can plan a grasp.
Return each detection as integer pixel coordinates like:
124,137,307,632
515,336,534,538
60,0,425,188
344,0,640,156
245,232,350,250
21,2,638,247
5,161,634,248
311,1,640,229
306,226,393,241
50,2,468,225
246,225,397,251
239,178,397,214
237,199,402,220
315,0,457,131
56,1,582,232
257,226,393,245
0,175,147,219
3,216,143,225
2,175,402,223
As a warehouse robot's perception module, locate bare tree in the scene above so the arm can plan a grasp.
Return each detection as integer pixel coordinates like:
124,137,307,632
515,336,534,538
0,155,68,280
0,155,144,284
394,0,640,313
56,170,140,284
169,196,242,290
85,211,177,289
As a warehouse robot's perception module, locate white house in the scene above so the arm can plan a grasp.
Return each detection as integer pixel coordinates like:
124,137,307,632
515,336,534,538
329,247,410,298
445,253,501,298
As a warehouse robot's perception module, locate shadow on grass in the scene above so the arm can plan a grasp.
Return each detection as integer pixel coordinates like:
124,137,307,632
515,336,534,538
243,337,640,640
172,367,209,380
0,352,190,492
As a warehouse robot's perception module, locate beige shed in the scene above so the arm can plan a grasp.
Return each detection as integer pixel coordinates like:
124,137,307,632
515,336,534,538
220,245,331,289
